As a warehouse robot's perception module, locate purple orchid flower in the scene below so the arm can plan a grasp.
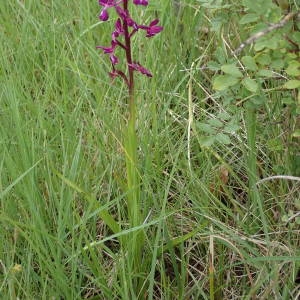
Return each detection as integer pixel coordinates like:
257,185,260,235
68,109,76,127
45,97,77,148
96,41,119,65
145,19,164,37
96,0,163,86
99,0,122,21
98,0,113,21
96,41,117,54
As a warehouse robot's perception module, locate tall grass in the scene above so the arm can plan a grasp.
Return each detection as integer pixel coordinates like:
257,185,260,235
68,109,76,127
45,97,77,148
0,0,299,299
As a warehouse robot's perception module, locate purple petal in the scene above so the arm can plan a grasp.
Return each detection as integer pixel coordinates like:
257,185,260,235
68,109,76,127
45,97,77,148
96,41,117,54
115,5,127,20
99,9,109,21
114,5,138,28
133,0,148,5
96,46,112,53
112,18,124,40
146,25,163,37
127,17,138,29
99,0,115,6
115,18,123,33
110,54,119,65
149,19,159,26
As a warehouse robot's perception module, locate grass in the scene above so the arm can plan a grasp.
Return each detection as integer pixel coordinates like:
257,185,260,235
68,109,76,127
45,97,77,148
1,0,300,299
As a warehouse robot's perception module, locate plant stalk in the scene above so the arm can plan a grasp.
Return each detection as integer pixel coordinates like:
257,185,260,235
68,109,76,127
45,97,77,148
122,0,143,281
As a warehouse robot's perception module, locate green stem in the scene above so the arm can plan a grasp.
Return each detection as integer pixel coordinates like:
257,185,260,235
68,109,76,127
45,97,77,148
124,82,144,290
122,0,143,287
125,99,140,227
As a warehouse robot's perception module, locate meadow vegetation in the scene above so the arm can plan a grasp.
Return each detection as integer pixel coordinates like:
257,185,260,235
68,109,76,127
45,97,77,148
0,0,299,299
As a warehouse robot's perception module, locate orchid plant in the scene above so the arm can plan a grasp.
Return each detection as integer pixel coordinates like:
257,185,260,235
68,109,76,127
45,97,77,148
96,0,163,277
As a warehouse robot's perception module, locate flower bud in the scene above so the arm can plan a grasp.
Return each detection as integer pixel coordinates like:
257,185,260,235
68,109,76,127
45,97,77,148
99,9,109,21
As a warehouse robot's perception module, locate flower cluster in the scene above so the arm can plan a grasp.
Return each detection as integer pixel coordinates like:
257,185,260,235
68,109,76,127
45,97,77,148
97,0,163,85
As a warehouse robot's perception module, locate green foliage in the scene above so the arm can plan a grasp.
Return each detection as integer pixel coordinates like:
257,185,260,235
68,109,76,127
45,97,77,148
209,0,299,136
196,111,240,147
213,74,240,90
0,0,299,299
241,56,258,71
